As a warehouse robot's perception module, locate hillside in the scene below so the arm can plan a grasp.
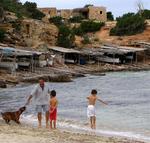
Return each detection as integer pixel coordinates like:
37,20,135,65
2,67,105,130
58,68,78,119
95,20,150,46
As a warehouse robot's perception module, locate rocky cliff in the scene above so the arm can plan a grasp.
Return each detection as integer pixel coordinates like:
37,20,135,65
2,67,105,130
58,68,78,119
0,11,58,48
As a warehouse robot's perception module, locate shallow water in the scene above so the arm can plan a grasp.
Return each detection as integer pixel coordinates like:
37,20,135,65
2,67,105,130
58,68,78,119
0,71,150,141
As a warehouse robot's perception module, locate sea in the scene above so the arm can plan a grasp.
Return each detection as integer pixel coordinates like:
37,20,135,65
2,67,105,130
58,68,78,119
0,71,150,142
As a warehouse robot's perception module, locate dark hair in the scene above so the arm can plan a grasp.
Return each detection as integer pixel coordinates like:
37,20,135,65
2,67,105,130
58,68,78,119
39,77,45,81
91,89,97,95
51,90,56,97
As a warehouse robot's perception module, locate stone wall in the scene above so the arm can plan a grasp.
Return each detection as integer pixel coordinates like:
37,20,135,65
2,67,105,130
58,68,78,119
60,9,72,19
88,6,107,22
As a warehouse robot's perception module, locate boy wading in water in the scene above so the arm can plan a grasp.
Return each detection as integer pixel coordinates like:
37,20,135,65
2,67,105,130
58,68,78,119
87,89,108,129
49,90,58,129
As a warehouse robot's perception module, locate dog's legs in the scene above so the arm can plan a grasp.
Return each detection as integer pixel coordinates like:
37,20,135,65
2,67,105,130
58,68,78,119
5,119,10,124
15,119,20,124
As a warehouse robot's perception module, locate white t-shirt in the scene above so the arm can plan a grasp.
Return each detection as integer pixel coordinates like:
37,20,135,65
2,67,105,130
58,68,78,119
31,83,50,105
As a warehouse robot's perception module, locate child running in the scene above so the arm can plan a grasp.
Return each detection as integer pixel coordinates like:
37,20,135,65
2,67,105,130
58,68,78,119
49,90,58,129
87,89,108,129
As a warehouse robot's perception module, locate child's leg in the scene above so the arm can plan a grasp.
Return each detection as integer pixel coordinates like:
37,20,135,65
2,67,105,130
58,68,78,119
50,120,52,129
93,116,96,129
53,120,56,129
90,117,93,129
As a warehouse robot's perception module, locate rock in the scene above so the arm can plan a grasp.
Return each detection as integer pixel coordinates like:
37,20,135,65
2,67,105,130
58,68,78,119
20,19,58,47
0,80,7,88
21,74,72,83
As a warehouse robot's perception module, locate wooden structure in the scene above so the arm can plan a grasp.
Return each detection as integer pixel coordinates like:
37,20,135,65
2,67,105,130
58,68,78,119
98,45,147,64
0,47,42,73
48,46,81,64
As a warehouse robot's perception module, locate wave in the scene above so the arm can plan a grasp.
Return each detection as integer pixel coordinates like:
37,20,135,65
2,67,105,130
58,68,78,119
21,115,150,143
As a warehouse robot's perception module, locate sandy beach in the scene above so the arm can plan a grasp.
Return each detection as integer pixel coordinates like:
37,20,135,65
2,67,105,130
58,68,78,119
0,119,146,143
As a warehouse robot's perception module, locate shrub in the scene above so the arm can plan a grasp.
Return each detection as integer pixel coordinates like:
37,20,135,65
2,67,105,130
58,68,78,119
69,16,84,23
82,35,91,44
57,25,75,48
110,13,146,36
80,21,105,33
0,28,6,42
49,16,63,26
72,26,84,36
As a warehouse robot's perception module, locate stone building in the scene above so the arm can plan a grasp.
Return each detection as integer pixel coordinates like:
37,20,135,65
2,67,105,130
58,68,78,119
88,6,107,22
39,6,107,22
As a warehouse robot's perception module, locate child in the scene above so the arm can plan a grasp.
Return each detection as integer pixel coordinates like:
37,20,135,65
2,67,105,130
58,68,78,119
87,89,107,129
49,90,58,129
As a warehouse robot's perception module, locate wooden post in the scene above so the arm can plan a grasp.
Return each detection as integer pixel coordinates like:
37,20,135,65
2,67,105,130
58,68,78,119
113,53,115,65
78,54,80,65
135,52,138,63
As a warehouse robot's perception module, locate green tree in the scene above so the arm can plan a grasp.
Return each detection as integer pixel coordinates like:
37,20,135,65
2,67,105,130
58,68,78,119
107,12,114,21
110,13,146,36
24,1,45,20
57,25,74,48
142,9,150,19
84,4,94,8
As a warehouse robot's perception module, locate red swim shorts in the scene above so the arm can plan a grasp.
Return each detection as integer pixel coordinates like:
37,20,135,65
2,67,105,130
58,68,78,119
50,107,57,120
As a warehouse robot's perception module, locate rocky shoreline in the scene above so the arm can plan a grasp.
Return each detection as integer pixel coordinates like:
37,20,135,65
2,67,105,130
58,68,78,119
1,62,150,88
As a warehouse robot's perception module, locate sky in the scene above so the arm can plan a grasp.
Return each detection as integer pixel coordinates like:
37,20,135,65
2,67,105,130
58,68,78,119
20,0,150,18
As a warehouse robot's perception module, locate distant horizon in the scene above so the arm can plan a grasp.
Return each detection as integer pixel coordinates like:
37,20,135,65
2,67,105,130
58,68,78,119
20,0,150,18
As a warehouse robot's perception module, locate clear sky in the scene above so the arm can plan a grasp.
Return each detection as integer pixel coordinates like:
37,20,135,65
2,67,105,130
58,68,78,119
20,0,150,17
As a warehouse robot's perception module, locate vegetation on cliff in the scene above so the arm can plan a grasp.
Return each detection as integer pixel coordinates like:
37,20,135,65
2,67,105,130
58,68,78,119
142,9,150,19
0,0,45,19
49,16,104,48
110,13,146,36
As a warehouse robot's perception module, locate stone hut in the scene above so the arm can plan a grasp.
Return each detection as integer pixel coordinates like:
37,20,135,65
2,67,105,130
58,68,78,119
88,6,107,22
39,6,107,22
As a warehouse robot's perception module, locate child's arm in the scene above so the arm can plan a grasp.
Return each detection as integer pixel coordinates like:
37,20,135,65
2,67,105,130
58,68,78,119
50,100,58,113
97,98,108,105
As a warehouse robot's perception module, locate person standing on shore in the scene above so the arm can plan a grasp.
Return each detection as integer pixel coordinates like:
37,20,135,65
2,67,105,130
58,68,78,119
26,78,50,128
49,90,58,129
87,89,108,129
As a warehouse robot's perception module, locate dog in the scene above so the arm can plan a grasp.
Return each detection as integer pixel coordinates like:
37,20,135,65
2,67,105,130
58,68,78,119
1,106,26,124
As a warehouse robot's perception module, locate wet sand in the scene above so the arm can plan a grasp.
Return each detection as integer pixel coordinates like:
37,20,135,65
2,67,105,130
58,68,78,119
0,119,146,143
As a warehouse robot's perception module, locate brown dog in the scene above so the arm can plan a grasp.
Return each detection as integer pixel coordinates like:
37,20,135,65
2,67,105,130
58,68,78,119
1,106,26,124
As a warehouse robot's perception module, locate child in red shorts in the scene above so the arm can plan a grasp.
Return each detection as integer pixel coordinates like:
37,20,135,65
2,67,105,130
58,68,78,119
49,90,58,129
